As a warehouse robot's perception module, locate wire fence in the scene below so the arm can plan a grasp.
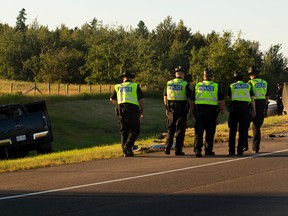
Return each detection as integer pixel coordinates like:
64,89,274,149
0,81,114,95
0,81,148,95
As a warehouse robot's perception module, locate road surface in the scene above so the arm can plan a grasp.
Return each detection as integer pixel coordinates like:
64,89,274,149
0,136,287,216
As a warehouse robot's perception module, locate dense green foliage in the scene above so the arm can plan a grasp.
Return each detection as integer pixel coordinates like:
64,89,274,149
0,9,287,97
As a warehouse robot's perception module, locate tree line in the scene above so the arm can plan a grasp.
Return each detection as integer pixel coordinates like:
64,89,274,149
0,8,287,97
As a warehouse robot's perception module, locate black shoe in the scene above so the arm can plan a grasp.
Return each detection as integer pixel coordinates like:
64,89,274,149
237,151,243,156
164,147,170,155
205,151,215,156
243,147,249,151
228,152,235,156
124,149,134,157
175,151,185,156
195,152,202,158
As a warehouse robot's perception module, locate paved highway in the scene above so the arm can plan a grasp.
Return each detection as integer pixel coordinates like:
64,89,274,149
0,136,287,216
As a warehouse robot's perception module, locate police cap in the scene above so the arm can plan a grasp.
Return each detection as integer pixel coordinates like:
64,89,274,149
175,66,185,73
203,68,214,77
119,71,135,79
248,66,261,75
234,70,243,78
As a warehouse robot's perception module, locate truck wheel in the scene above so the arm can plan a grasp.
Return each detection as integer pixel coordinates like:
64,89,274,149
0,148,7,160
19,148,29,158
37,142,52,155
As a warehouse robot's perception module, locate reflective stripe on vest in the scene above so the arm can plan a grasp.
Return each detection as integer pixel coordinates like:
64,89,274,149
166,78,187,101
230,81,251,102
115,82,139,105
195,81,218,105
249,78,267,99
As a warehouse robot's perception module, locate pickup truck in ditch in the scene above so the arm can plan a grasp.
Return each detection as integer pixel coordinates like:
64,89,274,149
0,100,53,159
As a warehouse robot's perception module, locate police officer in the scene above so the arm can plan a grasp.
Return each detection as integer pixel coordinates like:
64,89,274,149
227,71,256,156
276,83,284,115
163,66,193,156
192,68,225,157
110,71,145,157
247,66,269,153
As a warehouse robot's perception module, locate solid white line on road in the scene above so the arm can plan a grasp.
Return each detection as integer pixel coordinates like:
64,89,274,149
0,149,287,201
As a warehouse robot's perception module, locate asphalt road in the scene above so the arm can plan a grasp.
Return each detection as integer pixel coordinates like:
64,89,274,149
0,136,287,216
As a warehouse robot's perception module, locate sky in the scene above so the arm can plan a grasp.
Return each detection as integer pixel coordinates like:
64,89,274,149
1,0,288,58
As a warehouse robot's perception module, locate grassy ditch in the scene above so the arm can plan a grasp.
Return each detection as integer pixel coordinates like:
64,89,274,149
0,93,287,172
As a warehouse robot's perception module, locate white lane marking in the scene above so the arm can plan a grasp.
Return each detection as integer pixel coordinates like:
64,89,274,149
0,149,287,201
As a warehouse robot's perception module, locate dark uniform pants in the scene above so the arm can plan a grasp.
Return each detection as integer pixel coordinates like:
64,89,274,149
165,111,187,153
251,105,265,152
118,106,140,151
277,99,283,115
194,105,218,153
228,104,250,154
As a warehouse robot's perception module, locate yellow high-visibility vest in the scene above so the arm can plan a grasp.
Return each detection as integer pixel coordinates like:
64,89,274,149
230,81,251,102
115,82,139,105
166,78,187,101
248,78,267,99
195,81,218,105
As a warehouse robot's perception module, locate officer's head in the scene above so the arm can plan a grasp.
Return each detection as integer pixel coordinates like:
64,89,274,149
203,68,214,80
119,71,135,81
175,66,185,79
233,70,243,81
248,66,260,78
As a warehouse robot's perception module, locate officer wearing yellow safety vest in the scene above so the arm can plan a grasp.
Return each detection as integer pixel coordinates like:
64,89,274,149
227,71,256,156
191,68,225,157
110,71,145,157
246,66,269,153
163,66,193,156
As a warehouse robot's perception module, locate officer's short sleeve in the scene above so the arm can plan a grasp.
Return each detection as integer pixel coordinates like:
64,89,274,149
227,85,231,97
186,83,192,99
190,85,196,101
137,85,145,99
110,88,117,100
218,86,225,101
163,86,167,96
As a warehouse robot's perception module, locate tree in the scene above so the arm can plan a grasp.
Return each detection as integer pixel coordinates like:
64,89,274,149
15,8,27,32
151,16,176,72
135,20,149,39
168,20,193,72
263,44,288,96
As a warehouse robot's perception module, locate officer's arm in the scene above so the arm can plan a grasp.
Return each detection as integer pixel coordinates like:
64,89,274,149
219,100,225,114
110,98,118,105
110,89,118,104
139,98,144,118
163,96,168,108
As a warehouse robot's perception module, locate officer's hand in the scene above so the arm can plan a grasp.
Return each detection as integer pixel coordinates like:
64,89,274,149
220,109,225,115
165,110,169,117
140,110,144,118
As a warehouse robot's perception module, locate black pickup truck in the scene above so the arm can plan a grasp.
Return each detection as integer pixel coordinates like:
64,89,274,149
0,100,53,159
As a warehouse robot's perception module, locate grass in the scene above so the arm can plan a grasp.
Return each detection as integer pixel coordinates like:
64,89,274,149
0,93,287,173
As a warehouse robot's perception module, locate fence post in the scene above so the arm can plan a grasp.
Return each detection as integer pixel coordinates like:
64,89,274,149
48,82,51,95
10,83,13,93
66,84,69,95
57,83,60,95
99,85,102,93
78,85,81,94
89,84,92,94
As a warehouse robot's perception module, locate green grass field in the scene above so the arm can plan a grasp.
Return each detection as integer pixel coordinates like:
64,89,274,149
48,96,169,151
